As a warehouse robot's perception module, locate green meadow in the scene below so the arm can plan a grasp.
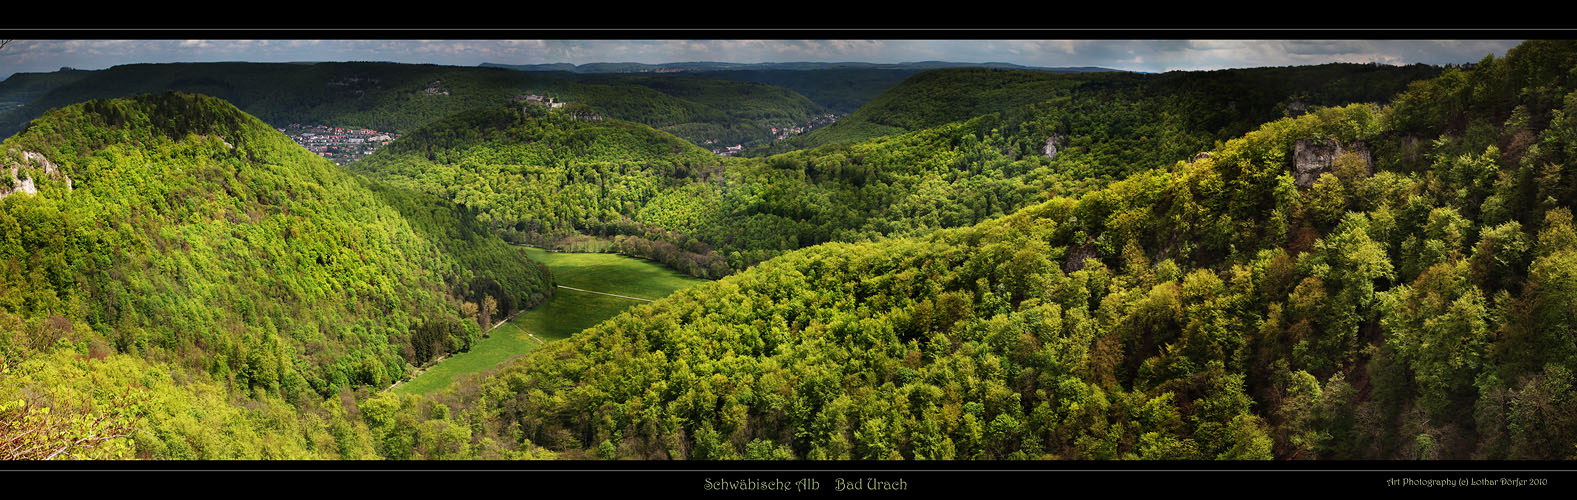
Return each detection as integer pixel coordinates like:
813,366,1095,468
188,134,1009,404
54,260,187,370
524,246,707,300
393,247,706,395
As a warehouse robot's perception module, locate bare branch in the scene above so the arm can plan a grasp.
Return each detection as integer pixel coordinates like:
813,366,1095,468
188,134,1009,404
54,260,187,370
44,432,134,460
2,390,142,461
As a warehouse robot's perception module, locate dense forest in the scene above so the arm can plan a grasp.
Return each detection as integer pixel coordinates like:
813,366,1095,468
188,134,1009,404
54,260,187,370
689,68,927,115
348,105,739,278
4,40,1577,462
569,73,827,149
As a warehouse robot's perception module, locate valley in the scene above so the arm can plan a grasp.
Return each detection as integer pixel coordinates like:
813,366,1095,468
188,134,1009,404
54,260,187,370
2,39,1576,465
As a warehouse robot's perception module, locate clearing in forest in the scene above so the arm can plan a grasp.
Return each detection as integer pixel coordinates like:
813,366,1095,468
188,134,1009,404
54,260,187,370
393,247,705,395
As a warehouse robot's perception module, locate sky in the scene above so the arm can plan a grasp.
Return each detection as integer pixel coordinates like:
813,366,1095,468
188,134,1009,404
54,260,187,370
0,39,1525,81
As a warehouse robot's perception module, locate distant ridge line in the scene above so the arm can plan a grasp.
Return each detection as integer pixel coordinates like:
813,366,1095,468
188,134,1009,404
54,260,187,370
479,61,1129,74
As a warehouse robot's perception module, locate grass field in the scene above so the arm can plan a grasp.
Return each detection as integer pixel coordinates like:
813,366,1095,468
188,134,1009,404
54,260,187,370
523,247,704,300
393,247,706,395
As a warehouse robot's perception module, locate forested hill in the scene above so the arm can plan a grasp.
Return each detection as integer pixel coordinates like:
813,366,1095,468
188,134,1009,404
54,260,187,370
0,92,565,459
435,40,1577,460
350,104,740,277
369,102,718,164
770,63,1443,154
489,64,1110,115
557,73,828,150
818,68,1115,141
689,68,924,114
1,91,553,411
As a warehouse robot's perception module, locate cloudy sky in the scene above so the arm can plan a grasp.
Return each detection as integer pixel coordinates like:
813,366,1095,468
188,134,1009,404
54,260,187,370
0,39,1524,80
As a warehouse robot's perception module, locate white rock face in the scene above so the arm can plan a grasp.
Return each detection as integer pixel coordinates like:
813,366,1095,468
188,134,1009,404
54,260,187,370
1,150,73,201
24,151,71,190
11,167,38,194
1043,136,1063,160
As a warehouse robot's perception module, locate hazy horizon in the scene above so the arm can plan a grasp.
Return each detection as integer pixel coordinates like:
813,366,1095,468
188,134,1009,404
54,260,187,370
0,40,1523,81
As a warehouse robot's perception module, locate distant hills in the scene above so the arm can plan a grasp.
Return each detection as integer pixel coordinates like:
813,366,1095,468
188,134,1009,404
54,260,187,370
0,67,93,113
0,61,1122,154
480,61,1127,74
478,61,1126,117
763,62,1444,154
0,62,861,152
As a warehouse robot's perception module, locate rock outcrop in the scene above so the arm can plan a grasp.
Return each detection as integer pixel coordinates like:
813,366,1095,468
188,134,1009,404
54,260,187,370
1287,100,1308,117
1292,139,1370,189
1044,135,1064,160
1401,134,1423,164
1,150,73,201
1064,242,1097,272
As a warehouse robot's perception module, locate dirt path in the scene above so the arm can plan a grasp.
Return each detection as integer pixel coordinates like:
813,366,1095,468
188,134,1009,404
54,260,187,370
556,284,653,302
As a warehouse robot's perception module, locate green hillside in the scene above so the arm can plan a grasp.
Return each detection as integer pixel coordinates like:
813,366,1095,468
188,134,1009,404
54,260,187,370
673,68,923,114
433,41,1577,460
351,104,741,277
0,92,556,459
570,74,827,150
